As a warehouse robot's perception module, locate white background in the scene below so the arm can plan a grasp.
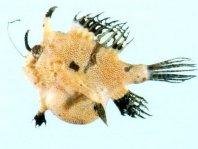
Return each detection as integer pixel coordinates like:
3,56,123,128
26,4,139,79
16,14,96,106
0,0,197,149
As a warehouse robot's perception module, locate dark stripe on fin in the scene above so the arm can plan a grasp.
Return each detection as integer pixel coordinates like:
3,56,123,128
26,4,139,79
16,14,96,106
94,103,107,125
45,6,57,18
148,57,197,83
34,112,46,127
74,13,132,51
113,90,151,119
25,30,31,51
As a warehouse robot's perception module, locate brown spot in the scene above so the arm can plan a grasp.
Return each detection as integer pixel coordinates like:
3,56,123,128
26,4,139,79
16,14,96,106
84,43,100,73
124,65,133,72
54,72,57,77
69,61,80,72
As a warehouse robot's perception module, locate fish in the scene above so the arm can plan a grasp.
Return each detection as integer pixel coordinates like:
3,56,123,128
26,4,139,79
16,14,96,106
23,6,196,126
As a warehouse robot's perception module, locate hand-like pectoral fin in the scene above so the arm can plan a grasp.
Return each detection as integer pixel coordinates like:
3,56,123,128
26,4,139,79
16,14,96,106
113,90,151,118
33,112,46,127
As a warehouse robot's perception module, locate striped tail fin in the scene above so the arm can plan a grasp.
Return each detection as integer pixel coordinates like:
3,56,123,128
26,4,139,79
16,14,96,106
148,57,196,83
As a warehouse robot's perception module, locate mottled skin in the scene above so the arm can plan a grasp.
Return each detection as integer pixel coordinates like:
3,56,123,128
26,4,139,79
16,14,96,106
24,13,148,124
24,7,196,125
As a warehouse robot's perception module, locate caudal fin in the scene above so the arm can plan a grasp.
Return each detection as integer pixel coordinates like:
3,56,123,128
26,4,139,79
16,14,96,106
148,57,196,83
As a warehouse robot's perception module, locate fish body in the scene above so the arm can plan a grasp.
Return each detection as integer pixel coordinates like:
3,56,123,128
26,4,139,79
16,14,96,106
24,6,196,126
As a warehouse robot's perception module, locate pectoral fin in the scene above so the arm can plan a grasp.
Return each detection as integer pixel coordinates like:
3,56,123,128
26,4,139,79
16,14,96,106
113,90,151,118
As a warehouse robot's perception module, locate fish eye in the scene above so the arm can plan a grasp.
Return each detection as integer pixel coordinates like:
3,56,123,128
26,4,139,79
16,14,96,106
24,30,43,60
31,45,43,60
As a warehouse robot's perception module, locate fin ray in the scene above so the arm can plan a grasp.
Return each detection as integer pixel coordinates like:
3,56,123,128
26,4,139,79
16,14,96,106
74,13,132,51
148,57,197,83
113,90,151,118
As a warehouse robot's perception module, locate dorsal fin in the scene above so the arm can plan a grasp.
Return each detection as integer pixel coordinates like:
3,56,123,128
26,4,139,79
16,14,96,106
74,13,133,52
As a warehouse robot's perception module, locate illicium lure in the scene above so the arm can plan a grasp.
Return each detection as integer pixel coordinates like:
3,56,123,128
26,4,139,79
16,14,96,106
24,6,196,126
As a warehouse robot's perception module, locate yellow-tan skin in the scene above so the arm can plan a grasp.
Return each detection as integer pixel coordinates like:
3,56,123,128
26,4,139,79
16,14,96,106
24,17,149,124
